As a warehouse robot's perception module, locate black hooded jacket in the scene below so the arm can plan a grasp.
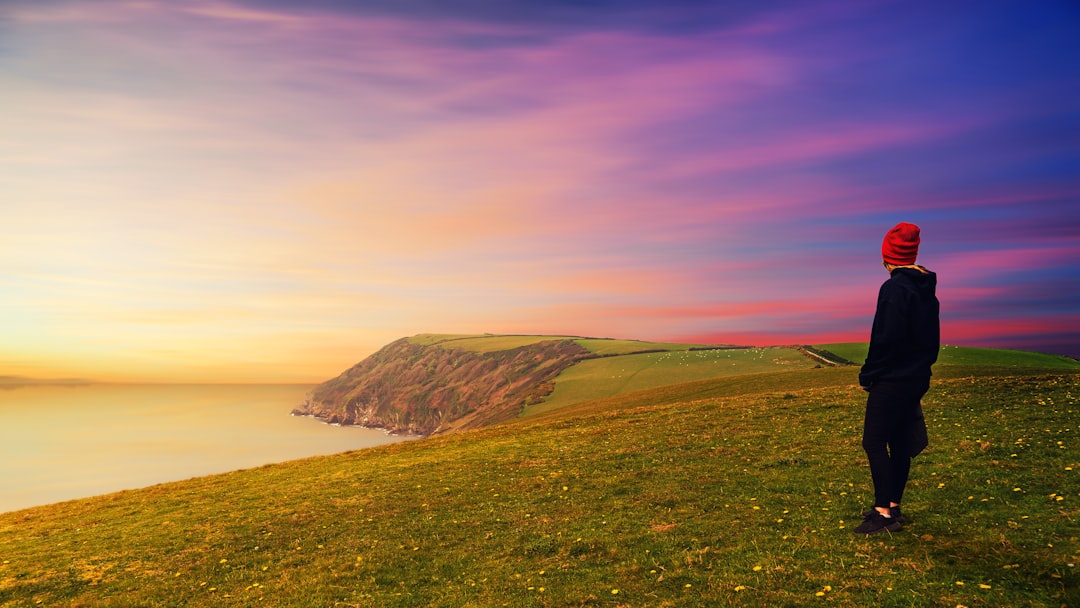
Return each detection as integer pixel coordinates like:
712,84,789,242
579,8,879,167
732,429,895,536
859,267,940,388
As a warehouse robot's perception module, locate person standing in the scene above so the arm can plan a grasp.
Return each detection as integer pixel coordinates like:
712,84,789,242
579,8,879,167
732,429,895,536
854,222,940,535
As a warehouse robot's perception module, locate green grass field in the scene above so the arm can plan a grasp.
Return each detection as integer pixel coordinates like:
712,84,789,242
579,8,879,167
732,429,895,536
821,343,1080,370
1,342,1077,607
569,340,720,357
529,348,820,417
417,335,1078,420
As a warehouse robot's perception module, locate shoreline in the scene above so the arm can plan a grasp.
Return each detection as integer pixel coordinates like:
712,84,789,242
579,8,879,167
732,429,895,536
289,412,423,439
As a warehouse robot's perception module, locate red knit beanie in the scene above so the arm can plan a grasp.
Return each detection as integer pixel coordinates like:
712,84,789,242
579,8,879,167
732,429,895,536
882,222,920,265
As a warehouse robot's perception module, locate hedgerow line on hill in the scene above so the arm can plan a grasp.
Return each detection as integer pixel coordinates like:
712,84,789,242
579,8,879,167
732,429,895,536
795,345,857,367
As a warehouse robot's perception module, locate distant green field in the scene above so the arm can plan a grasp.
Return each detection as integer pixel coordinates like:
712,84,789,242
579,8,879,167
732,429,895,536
571,338,718,356
409,337,1078,420
820,343,1080,369
815,343,867,364
414,336,1078,371
405,335,1079,423
528,347,819,416
533,341,1080,418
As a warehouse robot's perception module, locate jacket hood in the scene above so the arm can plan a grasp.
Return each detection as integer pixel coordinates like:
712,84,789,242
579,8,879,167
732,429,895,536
891,266,937,294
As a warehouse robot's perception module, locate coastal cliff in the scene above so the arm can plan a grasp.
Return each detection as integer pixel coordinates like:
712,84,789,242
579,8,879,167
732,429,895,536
292,337,591,436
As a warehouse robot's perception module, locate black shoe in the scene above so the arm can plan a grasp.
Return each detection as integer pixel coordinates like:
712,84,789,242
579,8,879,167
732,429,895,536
853,510,902,535
863,507,906,525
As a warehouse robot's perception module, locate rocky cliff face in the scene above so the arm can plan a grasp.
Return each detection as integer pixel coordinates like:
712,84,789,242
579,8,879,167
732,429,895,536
292,337,592,436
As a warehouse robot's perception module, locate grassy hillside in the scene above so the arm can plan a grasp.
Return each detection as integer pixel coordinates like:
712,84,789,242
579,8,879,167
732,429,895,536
529,347,820,417
399,335,1079,422
534,340,1078,418
408,334,838,419
309,334,821,429
1,364,1076,606
410,334,723,356
410,334,588,353
822,343,1080,370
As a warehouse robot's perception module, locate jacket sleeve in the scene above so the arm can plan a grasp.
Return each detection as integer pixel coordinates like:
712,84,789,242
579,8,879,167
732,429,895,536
859,279,909,388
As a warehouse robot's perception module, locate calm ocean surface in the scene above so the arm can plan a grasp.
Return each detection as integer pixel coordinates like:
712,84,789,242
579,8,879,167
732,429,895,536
0,383,413,514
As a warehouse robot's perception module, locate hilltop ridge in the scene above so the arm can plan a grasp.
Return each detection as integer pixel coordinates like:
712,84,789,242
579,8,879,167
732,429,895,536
292,334,836,435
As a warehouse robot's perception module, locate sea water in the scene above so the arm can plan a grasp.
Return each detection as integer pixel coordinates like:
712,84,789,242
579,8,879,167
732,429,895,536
0,383,413,513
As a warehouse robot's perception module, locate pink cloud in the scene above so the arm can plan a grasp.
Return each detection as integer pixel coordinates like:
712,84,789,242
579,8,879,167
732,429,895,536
935,245,1078,313
943,316,1080,348
179,2,305,24
655,120,979,180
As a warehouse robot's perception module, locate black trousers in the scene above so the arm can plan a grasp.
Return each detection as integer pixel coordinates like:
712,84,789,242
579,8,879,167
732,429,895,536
862,380,928,508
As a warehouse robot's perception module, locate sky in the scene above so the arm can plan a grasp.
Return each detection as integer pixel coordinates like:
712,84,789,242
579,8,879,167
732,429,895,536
1,0,1078,383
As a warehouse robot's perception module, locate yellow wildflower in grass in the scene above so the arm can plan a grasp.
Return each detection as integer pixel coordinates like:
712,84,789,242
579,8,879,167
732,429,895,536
611,588,619,595
752,566,762,572
979,584,992,589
